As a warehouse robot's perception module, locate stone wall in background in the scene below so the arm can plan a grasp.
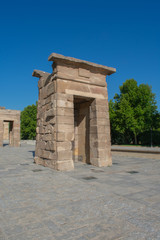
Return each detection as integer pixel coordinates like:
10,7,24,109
0,108,20,147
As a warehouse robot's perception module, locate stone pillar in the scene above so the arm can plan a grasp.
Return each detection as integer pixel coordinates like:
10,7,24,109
55,93,74,171
90,98,112,167
13,118,21,147
33,71,56,168
3,122,9,140
0,120,3,146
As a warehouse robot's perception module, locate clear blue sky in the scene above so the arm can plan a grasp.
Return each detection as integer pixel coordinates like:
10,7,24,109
0,0,160,111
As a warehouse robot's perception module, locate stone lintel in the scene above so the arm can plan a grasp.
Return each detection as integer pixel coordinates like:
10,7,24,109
0,109,20,115
48,53,116,76
32,70,50,78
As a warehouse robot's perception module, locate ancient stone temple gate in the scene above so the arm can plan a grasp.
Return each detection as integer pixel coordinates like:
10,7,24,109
33,53,116,170
0,107,20,147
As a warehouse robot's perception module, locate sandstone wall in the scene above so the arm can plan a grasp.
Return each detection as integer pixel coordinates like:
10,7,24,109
33,53,116,170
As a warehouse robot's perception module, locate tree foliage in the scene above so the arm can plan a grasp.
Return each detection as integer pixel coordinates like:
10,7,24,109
109,79,160,145
21,103,37,140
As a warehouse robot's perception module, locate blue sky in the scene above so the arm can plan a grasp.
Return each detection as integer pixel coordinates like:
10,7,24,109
0,0,160,111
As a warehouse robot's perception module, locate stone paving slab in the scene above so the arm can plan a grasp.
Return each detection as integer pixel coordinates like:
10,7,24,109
0,144,160,239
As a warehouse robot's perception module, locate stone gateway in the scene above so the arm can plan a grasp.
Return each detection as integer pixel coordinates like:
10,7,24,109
33,53,116,170
0,107,20,147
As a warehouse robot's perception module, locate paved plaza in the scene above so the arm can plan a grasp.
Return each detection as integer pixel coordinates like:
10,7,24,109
0,144,160,240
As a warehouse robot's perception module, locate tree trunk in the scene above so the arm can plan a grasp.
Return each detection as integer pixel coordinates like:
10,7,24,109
134,134,137,145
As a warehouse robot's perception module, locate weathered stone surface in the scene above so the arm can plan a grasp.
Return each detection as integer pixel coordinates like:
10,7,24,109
56,116,74,125
55,132,74,142
48,53,116,75
42,134,54,141
33,53,115,171
56,124,74,133
57,141,72,151
36,141,46,150
90,118,108,126
45,141,56,151
90,110,109,119
56,107,73,116
56,100,73,108
56,160,74,171
57,150,72,160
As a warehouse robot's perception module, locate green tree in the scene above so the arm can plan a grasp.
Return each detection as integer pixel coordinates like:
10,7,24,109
21,103,37,140
109,79,159,144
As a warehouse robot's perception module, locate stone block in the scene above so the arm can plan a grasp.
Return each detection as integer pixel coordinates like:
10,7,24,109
57,141,72,151
55,132,65,141
47,82,54,97
90,158,111,167
56,108,74,116
36,134,41,141
91,104,108,113
56,124,74,133
95,99,108,105
37,141,46,150
44,124,54,134
98,149,108,158
54,93,73,102
90,118,108,126
42,134,54,141
90,126,108,134
36,148,43,158
56,116,74,125
34,156,45,166
45,109,55,121
57,80,90,94
46,141,56,151
55,160,74,171
90,110,109,119
41,150,56,160
44,95,53,105
38,77,45,89
78,68,90,78
93,133,108,141
57,150,72,160
40,85,47,99
56,100,73,108
90,86,108,98
65,132,74,141
44,159,56,169
38,126,45,134
90,141,107,149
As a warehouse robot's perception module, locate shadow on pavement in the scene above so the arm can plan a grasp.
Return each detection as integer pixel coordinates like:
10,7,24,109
29,151,35,157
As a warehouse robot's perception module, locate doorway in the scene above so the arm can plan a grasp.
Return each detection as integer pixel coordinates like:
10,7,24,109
3,121,14,146
73,96,93,164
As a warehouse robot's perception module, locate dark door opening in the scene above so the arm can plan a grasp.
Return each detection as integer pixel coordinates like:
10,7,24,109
73,96,93,164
